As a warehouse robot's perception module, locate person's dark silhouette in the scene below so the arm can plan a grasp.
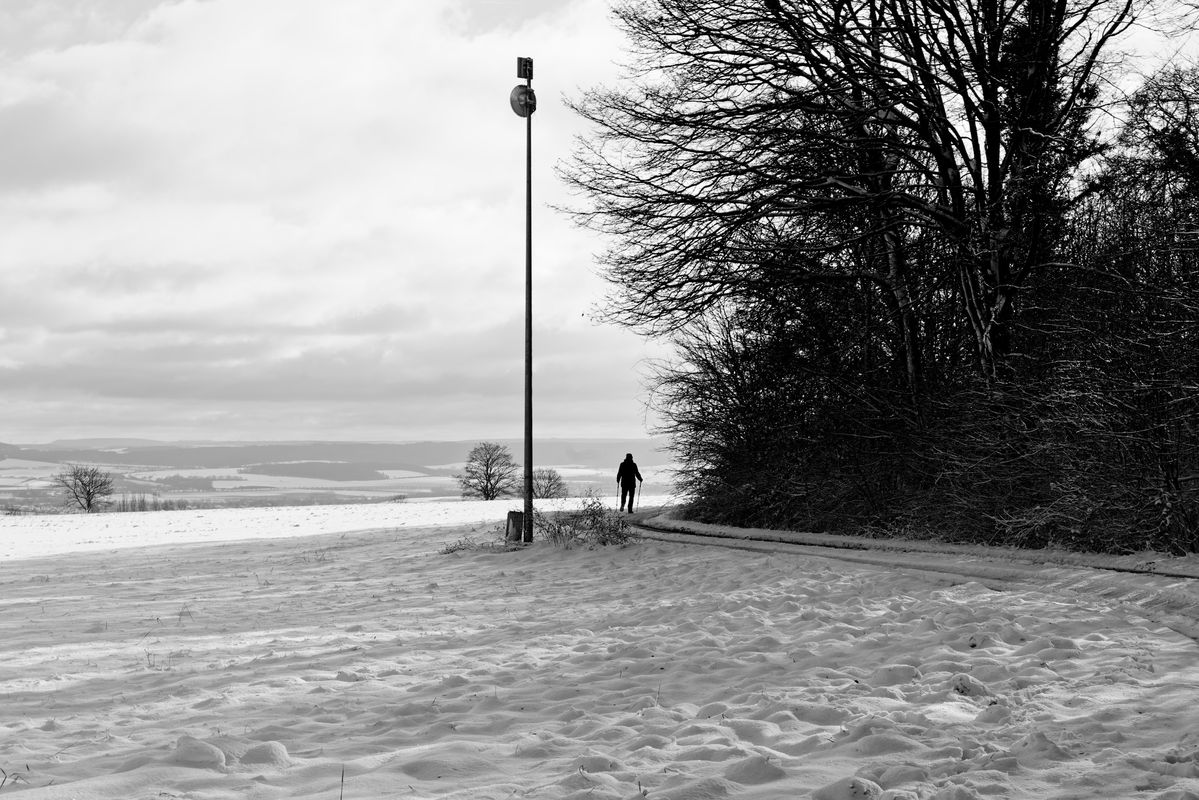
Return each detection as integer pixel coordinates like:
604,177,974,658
616,453,643,514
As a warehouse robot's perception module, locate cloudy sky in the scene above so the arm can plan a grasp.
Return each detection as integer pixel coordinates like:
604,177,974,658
0,0,670,444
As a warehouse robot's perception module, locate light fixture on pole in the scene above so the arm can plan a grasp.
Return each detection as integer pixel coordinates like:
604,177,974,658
511,56,536,543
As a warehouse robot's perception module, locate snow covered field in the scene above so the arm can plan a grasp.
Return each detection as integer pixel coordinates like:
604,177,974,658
3,501,1199,799
0,499,612,561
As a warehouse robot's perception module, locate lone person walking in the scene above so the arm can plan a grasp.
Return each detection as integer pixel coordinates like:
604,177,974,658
616,453,643,514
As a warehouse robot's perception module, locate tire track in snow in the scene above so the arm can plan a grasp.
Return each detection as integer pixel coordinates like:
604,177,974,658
633,514,1199,643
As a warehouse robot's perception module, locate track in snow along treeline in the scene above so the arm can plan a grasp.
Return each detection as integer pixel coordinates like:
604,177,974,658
632,515,1199,644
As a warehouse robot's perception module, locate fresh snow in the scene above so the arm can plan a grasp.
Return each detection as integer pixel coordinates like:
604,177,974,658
0,498,649,562
2,499,1199,799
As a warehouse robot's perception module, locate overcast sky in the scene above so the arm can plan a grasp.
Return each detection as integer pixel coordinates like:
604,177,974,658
0,0,671,444
3,2,1191,447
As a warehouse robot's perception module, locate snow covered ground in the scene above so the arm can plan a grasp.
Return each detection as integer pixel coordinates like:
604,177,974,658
2,500,1199,799
0,498,619,562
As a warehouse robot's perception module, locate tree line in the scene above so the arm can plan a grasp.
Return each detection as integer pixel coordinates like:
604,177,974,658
456,442,568,500
564,0,1199,553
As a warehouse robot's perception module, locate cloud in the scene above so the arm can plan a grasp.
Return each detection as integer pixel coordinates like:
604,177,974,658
0,98,146,189
0,0,660,442
443,0,587,37
0,0,176,58
0,314,661,441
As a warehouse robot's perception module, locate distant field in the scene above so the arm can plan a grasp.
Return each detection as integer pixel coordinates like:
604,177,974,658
242,461,389,481
0,440,676,513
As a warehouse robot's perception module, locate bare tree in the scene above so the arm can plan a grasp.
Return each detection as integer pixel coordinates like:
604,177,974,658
531,468,569,499
55,464,115,513
565,0,1152,381
558,0,1199,551
1123,64,1199,203
456,442,519,501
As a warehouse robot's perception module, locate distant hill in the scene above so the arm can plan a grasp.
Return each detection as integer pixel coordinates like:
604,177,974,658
0,438,675,510
38,438,174,450
242,462,390,481
2,439,672,471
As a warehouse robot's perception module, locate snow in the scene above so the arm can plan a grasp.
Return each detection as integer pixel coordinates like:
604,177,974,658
0,498,645,562
2,499,1199,799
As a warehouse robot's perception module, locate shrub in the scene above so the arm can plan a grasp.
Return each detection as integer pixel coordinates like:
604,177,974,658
439,522,526,555
536,496,640,548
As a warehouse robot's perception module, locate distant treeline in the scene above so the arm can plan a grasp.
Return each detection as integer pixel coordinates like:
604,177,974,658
112,494,190,513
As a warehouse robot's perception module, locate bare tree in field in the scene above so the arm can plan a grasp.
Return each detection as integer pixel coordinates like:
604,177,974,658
456,442,519,501
531,468,569,499
55,464,115,513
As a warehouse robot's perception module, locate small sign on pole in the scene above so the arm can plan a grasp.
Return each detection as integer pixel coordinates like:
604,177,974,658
509,85,537,116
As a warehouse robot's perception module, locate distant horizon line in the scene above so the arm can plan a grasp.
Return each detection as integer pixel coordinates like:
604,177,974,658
5,435,668,447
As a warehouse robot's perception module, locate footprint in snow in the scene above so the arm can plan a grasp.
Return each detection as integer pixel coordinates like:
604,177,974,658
172,735,226,770
1008,730,1074,765
867,664,922,687
949,672,991,698
242,741,291,766
812,775,883,799
722,755,785,784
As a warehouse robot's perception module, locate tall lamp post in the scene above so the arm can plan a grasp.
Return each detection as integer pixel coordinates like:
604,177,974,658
510,57,536,543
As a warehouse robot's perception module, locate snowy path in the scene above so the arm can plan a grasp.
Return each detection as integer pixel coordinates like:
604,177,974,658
636,514,1199,644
